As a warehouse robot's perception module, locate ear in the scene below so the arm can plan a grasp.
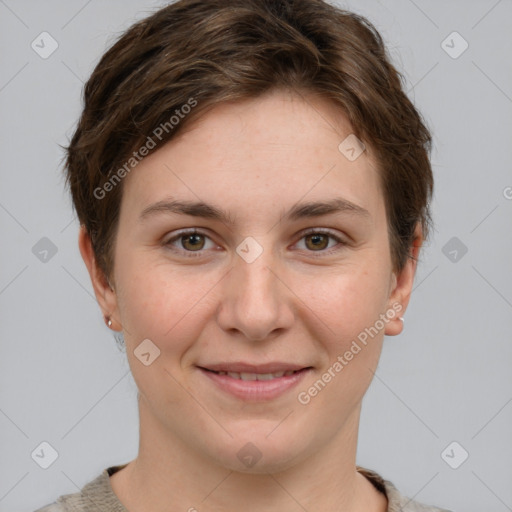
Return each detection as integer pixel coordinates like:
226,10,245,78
384,223,423,336
78,226,122,331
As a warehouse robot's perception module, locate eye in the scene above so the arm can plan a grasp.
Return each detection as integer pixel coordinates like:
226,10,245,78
295,229,346,253
164,229,217,256
163,227,347,258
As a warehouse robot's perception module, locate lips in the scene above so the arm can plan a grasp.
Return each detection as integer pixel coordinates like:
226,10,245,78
197,362,312,400
199,362,309,374
200,362,309,381
203,369,301,381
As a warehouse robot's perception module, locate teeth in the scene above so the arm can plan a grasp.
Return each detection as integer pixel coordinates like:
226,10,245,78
255,372,279,381
217,370,295,380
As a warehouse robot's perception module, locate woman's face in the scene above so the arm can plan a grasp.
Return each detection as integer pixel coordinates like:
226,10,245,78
87,89,416,472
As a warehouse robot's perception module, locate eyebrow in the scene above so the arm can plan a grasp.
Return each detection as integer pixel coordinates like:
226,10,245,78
139,197,371,225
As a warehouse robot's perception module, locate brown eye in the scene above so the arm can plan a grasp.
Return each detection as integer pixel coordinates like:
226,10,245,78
295,229,346,255
165,229,218,257
304,233,330,251
181,233,205,251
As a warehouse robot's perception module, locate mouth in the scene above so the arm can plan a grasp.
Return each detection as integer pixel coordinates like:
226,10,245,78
197,364,312,401
201,368,304,381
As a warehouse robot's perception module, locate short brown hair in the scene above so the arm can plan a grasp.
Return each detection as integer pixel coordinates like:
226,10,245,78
65,0,433,280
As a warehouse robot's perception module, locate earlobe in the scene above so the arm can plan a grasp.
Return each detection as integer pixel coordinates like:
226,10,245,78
78,226,121,330
384,224,423,337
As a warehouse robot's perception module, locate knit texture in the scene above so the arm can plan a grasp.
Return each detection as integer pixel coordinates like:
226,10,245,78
34,464,452,512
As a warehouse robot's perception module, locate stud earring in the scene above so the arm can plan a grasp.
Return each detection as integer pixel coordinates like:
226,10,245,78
399,317,404,323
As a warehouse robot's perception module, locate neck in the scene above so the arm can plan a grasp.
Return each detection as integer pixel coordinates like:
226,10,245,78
110,395,387,512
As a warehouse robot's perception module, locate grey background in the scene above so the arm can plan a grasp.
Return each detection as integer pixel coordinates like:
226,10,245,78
1,1,511,511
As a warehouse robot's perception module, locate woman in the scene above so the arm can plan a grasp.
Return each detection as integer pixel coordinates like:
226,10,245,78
35,0,451,510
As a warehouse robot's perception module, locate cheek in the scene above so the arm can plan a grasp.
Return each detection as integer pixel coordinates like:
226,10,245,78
304,264,388,404
295,270,387,416
113,256,222,411
299,263,390,343
115,253,223,350
293,264,390,400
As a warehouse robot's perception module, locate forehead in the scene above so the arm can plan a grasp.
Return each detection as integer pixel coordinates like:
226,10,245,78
120,89,384,221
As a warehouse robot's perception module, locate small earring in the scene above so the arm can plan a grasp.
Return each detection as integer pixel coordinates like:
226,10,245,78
399,317,404,323
105,316,113,328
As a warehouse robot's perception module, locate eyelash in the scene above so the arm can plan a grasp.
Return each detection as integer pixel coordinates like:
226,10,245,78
163,227,347,258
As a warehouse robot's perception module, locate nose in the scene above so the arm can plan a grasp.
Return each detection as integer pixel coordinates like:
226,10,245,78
215,244,295,342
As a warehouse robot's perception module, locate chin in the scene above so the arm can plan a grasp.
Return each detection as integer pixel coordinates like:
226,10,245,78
211,427,312,474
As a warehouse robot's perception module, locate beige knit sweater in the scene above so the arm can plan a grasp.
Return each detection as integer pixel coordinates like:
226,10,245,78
34,464,452,512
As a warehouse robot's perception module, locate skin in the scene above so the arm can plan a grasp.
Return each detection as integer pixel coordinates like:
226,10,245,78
80,88,422,512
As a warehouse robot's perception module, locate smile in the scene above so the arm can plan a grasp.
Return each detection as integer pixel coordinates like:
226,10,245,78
198,366,312,401
207,369,300,380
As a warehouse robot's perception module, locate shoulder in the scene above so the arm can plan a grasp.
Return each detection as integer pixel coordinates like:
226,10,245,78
357,466,454,512
32,465,128,512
